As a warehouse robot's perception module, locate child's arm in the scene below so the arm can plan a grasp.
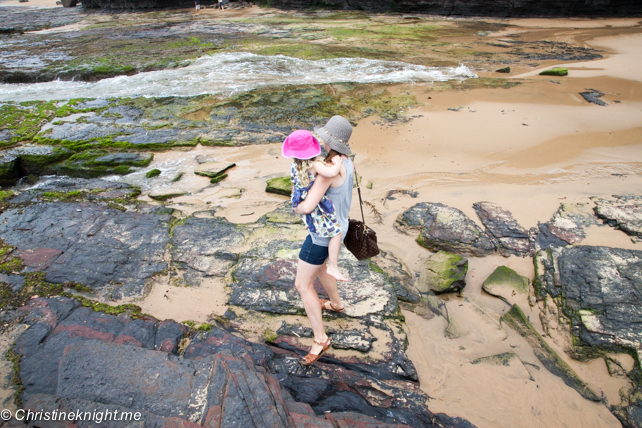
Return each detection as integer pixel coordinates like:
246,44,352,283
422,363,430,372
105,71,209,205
312,156,342,178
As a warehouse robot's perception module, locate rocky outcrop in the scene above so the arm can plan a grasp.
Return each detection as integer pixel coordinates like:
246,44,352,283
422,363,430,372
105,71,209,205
9,296,475,428
593,195,642,243
534,245,642,427
261,0,642,16
536,203,595,248
396,202,495,257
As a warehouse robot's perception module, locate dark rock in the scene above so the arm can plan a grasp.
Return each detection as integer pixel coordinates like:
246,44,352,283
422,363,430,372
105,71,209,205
536,203,595,249
155,320,188,353
496,67,511,73
537,246,642,360
0,152,19,187
0,7,83,33
473,201,530,256
580,89,607,106
92,152,153,166
0,273,25,292
5,145,73,176
0,202,170,299
170,217,245,285
397,202,496,257
593,195,642,242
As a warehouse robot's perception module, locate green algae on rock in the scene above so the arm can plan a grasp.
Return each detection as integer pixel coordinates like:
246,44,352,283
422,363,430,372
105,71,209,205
539,68,568,76
149,192,189,201
418,250,468,294
146,169,162,178
502,304,600,402
482,266,529,301
265,176,292,197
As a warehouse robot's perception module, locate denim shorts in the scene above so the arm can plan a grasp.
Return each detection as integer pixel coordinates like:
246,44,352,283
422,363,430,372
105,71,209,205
298,235,328,265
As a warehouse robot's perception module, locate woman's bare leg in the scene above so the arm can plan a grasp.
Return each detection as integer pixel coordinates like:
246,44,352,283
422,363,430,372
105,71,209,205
294,259,328,355
326,234,349,282
318,262,344,311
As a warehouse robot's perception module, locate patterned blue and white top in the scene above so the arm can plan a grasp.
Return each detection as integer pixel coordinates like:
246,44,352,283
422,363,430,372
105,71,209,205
290,161,341,238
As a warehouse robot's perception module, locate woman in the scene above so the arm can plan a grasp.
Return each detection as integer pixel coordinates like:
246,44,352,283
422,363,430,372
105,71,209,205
292,115,355,365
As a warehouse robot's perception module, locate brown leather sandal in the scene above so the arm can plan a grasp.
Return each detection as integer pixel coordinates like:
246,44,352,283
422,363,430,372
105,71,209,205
301,337,331,366
319,298,345,313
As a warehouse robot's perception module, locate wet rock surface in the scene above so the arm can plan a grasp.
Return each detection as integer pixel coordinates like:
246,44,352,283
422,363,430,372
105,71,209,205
8,295,474,428
0,7,84,33
396,202,496,257
473,201,531,256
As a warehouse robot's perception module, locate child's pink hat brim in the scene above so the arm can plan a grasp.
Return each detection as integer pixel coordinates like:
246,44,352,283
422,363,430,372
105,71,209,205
282,130,321,159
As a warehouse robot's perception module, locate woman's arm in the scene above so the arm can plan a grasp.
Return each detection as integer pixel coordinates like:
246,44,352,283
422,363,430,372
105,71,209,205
293,174,332,215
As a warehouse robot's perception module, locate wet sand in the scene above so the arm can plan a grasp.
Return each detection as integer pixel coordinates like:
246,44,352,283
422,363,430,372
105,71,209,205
120,18,642,428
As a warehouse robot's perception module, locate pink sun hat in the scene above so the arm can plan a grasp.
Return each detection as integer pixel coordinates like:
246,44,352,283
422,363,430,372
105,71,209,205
282,130,321,160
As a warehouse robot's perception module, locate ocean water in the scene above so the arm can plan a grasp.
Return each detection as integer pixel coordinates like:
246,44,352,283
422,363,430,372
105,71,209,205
0,52,476,102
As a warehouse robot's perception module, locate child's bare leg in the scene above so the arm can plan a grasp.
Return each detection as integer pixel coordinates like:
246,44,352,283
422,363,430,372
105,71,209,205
326,234,349,282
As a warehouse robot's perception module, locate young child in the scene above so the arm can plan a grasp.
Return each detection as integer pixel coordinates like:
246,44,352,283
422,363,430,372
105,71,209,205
283,130,349,282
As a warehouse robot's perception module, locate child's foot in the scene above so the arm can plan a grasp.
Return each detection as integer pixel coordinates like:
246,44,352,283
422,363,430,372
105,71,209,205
327,266,349,282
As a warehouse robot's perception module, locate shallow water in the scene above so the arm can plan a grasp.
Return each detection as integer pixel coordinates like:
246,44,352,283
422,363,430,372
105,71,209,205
0,52,476,102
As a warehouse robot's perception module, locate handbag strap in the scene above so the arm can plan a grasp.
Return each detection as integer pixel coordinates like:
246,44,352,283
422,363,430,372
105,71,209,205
352,159,366,225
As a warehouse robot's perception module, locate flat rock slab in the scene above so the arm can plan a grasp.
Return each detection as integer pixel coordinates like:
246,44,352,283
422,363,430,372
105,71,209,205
0,202,170,298
229,243,398,317
397,202,496,257
193,162,236,178
593,195,642,242
482,266,529,301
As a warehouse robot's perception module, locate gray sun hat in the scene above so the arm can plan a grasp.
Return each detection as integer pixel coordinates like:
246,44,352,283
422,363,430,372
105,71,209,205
313,115,352,155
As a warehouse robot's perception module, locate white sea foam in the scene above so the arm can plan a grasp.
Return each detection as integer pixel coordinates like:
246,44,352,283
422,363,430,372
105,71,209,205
0,53,477,102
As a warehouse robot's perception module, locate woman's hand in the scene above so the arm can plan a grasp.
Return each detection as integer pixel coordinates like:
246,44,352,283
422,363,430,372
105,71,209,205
293,174,332,214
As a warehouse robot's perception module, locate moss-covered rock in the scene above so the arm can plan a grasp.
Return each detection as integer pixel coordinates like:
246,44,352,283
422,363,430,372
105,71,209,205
539,68,568,76
0,153,20,187
265,176,292,197
193,162,236,179
45,150,144,178
496,67,511,73
146,168,161,178
502,304,600,401
482,266,529,301
6,145,73,176
148,192,189,201
418,250,468,294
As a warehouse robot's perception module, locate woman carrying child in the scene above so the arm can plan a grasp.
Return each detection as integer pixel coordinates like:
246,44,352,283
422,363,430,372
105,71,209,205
282,115,355,366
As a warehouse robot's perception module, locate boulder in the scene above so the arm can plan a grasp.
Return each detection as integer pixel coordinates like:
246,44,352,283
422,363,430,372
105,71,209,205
418,251,467,295
536,203,595,249
397,202,496,257
473,201,530,256
5,145,72,176
266,176,292,196
482,266,529,301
